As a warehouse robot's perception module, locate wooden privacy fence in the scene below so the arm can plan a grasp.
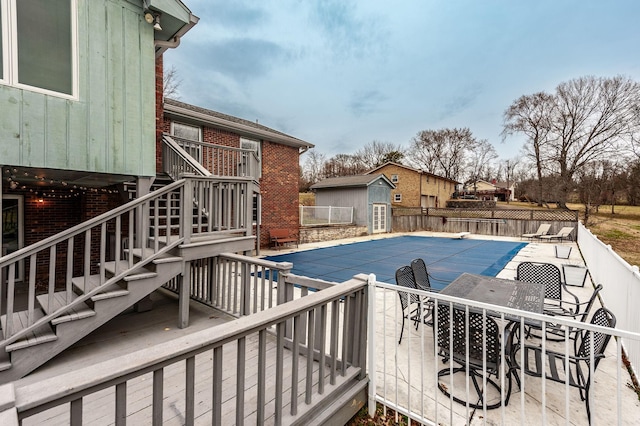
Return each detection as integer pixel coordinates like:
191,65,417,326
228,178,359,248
392,208,578,238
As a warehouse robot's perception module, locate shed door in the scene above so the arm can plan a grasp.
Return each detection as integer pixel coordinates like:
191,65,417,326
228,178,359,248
372,203,387,233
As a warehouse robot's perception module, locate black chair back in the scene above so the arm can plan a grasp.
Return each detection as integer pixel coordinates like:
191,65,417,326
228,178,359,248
410,258,432,292
516,262,562,300
434,303,500,371
576,307,616,368
395,265,419,311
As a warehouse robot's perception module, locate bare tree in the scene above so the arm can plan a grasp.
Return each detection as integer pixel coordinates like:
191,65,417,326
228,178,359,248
322,154,367,178
354,141,405,170
549,76,639,208
163,65,182,99
498,157,521,203
300,149,327,189
502,92,555,206
466,139,498,183
408,128,478,181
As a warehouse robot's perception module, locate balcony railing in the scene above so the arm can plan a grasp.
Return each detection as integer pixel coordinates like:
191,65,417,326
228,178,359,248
164,134,260,181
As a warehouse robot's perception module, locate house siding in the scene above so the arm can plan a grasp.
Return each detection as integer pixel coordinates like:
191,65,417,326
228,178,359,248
315,188,368,226
373,164,455,208
0,0,156,178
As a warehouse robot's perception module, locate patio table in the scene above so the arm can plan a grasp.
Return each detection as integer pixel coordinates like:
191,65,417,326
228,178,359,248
440,273,544,323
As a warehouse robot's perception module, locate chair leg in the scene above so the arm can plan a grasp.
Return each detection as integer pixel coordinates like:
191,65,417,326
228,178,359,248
398,315,405,345
437,367,505,410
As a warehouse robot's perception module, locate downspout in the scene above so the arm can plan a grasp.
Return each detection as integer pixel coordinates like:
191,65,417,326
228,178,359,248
154,14,199,58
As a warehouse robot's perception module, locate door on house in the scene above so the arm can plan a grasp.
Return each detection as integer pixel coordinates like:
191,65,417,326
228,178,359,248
372,203,387,233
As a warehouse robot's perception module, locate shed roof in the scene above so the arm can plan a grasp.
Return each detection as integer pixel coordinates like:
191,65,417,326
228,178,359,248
366,162,459,184
164,98,314,151
310,174,395,189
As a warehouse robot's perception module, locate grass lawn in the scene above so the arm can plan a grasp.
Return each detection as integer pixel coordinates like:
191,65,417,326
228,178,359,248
505,202,640,267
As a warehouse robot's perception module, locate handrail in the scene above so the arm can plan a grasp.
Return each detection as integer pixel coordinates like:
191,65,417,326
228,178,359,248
13,276,369,413
166,133,260,181
162,134,212,178
0,179,186,267
0,240,183,351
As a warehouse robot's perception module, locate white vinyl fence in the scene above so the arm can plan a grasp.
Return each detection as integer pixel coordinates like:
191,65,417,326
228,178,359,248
299,206,354,226
578,222,640,379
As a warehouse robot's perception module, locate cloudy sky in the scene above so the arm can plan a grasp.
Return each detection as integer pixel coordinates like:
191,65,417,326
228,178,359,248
164,0,640,160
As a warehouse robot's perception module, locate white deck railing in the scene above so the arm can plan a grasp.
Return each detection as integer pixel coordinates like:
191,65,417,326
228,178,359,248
578,222,640,379
368,278,640,425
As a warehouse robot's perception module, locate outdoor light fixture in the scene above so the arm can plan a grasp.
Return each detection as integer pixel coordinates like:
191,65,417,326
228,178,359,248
144,11,162,31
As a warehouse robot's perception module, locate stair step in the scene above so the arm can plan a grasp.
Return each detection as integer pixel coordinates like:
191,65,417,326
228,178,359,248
125,248,183,264
36,292,96,325
72,275,130,301
103,260,157,281
1,310,57,352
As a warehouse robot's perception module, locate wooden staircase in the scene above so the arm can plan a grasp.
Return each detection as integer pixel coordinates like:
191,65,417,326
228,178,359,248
0,140,259,384
0,250,183,382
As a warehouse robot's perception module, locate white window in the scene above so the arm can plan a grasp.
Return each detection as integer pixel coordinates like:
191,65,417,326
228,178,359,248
171,122,202,141
391,174,399,183
171,122,202,161
0,0,78,98
394,193,402,202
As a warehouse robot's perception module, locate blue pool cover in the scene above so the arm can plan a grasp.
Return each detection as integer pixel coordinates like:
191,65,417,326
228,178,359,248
263,235,527,290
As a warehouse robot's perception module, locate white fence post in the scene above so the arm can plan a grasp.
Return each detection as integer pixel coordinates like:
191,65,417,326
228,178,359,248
367,273,377,418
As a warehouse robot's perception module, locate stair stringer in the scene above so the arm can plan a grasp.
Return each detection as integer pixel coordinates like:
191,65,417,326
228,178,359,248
0,259,183,384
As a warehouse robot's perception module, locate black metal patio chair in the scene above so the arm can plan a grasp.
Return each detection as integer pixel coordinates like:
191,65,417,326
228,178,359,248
434,303,512,410
410,258,445,293
516,261,579,317
507,307,616,424
395,265,421,344
526,284,604,342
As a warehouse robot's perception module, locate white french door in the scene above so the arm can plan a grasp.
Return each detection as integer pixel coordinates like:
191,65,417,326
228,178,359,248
372,203,387,234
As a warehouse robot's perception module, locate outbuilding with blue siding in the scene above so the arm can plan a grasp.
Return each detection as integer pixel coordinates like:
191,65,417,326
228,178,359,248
310,174,395,234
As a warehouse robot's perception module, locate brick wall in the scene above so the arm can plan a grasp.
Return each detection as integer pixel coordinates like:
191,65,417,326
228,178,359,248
155,56,164,173
260,141,300,248
17,190,123,290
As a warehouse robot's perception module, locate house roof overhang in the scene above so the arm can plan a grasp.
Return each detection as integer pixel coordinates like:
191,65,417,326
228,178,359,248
145,0,199,57
366,162,460,184
164,100,315,152
310,174,395,190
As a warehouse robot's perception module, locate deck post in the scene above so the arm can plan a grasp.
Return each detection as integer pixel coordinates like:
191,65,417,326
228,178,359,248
178,261,191,328
0,383,18,426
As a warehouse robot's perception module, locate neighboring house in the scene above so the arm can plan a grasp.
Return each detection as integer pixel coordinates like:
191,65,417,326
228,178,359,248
366,162,458,208
461,179,513,201
310,174,395,234
162,98,313,248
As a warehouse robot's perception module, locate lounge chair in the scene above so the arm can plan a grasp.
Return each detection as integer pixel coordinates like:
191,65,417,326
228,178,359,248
521,223,551,240
538,226,575,242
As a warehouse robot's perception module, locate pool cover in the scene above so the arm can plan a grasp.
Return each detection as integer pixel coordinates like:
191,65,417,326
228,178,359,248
263,235,527,289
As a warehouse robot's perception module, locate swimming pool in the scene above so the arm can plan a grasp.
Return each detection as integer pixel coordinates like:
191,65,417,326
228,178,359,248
263,235,527,289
